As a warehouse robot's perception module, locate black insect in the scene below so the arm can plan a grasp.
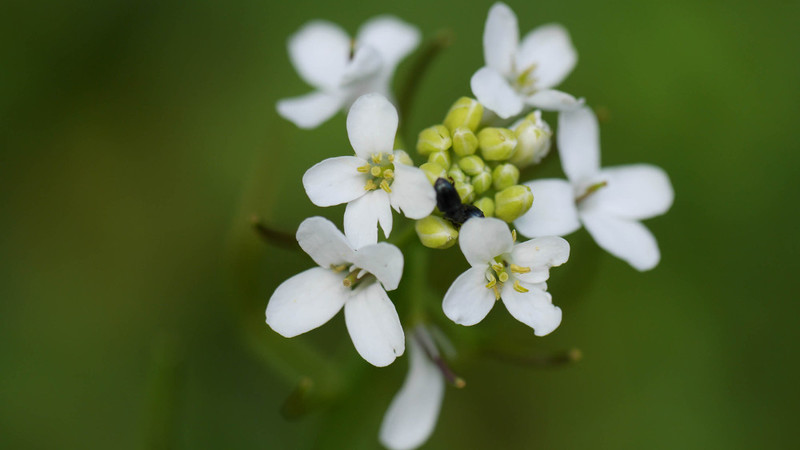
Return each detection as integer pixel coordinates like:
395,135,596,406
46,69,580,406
434,177,484,227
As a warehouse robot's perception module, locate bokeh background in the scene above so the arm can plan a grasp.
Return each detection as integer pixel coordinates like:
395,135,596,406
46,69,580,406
2,0,799,448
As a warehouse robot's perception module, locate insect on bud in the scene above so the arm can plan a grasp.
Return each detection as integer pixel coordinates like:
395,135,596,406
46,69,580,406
447,166,467,183
473,196,495,217
444,97,483,133
454,180,475,204
494,185,533,222
492,163,520,190
415,216,459,249
417,125,452,155
478,127,517,161
452,127,478,156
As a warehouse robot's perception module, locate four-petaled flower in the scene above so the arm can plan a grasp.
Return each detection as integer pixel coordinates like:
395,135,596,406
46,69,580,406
443,217,569,336
471,2,580,119
265,216,405,367
303,93,436,249
277,16,420,129
514,106,674,271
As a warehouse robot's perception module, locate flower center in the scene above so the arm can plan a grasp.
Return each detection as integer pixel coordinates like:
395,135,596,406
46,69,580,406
512,63,539,95
484,256,531,300
575,180,608,205
357,152,395,194
330,263,373,289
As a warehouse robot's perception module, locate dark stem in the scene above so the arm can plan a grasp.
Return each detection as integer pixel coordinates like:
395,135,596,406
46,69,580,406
415,328,466,388
486,347,582,368
251,216,299,250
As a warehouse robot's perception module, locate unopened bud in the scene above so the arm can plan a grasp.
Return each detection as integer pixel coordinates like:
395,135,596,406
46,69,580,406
473,197,495,217
448,166,466,183
444,97,483,132
492,163,520,190
428,150,451,169
415,216,458,249
472,170,493,194
457,155,485,176
417,125,452,155
511,111,552,168
478,128,517,161
454,180,475,204
392,150,414,166
452,127,478,156
494,185,533,222
419,162,447,185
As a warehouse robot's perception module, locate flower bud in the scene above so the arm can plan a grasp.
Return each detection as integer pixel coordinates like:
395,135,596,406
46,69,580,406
454,180,475,204
447,166,466,183
419,162,447,185
416,125,452,155
478,128,517,161
452,127,478,156
511,111,552,168
473,197,495,217
457,155,485,176
492,163,520,190
415,216,458,249
444,97,483,132
392,150,414,166
428,150,451,169
472,170,493,194
494,185,533,222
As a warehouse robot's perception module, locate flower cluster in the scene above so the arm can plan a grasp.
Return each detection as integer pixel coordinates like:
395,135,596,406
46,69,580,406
265,2,674,449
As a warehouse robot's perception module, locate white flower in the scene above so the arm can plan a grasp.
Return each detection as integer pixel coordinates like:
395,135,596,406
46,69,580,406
379,327,445,450
442,217,568,335
265,216,405,367
470,2,580,119
514,106,674,271
277,16,420,129
303,93,436,249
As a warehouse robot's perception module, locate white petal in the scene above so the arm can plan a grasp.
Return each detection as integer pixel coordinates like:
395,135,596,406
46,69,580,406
296,217,355,267
344,282,405,367
483,2,518,76
276,91,344,129
583,164,674,220
379,337,444,450
510,236,570,284
581,210,661,271
344,189,393,249
527,89,583,112
303,156,368,206
288,21,350,90
516,24,577,89
340,45,383,87
558,106,601,184
266,267,347,338
458,217,514,267
389,164,437,219
357,16,421,72
346,93,398,159
514,179,581,237
470,67,524,119
442,267,497,326
501,284,562,336
352,242,404,291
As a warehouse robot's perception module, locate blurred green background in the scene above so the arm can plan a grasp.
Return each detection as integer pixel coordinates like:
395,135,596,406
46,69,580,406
2,0,799,448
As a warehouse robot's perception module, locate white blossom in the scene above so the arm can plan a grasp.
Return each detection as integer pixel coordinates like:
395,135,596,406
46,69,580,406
277,16,420,129
514,106,674,271
303,93,436,248
470,2,580,119
443,218,568,335
265,216,405,367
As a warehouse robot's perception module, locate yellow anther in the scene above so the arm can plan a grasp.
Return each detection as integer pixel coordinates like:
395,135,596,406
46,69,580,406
513,280,529,293
371,153,382,164
511,229,517,242
485,279,497,289
357,164,371,173
383,169,394,179
380,179,392,193
329,264,348,272
510,264,531,274
342,271,361,288
498,271,509,283
388,154,395,162
370,166,382,177
492,285,501,300
364,179,378,190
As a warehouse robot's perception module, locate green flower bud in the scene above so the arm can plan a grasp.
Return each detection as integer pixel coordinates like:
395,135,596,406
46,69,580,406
494,185,533,222
492,163,520,190
447,166,466,183
457,155,485,176
415,216,458,249
478,127,517,161
444,97,483,132
511,111,552,168
428,150,451,169
472,171,493,194
419,162,447,185
473,197,495,217
454,180,475,204
452,127,478,156
416,125,452,155
392,150,414,166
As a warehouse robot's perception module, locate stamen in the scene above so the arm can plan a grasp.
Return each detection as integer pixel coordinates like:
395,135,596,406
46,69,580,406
575,180,609,204
380,179,392,193
485,279,496,289
492,285,501,300
513,280,529,293
329,264,348,272
357,164,371,173
387,154,395,162
364,179,378,190
370,166,382,177
383,169,394,179
491,263,504,273
498,271,509,283
342,271,360,287
371,153,382,164
511,229,517,242
510,264,531,274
